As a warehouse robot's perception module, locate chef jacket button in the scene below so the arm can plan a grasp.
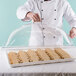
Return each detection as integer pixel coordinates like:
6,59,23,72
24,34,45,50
43,28,45,30
54,18,56,20
43,36,45,38
54,9,56,11
53,36,56,38
42,18,44,20
41,9,43,11
41,1,43,3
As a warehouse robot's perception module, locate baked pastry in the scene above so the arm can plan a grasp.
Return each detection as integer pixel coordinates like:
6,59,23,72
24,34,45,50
8,52,20,64
18,51,29,63
27,49,39,62
45,48,61,60
36,48,50,61
55,48,71,59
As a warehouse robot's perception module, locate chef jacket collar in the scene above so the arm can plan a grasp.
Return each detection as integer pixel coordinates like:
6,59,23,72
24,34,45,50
41,0,54,2
44,0,51,1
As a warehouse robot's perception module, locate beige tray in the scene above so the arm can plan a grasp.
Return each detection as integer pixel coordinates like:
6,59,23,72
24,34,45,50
3,46,76,68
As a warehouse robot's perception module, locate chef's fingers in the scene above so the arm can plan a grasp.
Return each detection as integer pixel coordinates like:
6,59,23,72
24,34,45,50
69,28,76,38
37,14,41,21
31,14,38,22
70,33,75,38
69,29,73,38
32,16,37,22
33,15,39,22
32,16,40,22
35,13,41,21
34,14,39,20
30,13,41,22
69,31,75,38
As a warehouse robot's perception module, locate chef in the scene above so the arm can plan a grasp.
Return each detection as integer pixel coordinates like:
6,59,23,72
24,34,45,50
16,0,76,46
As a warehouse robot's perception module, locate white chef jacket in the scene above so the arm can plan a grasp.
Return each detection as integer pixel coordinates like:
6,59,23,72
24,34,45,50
16,0,76,46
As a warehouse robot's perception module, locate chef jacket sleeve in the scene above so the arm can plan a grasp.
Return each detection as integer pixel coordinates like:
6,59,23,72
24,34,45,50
16,0,34,21
63,0,76,28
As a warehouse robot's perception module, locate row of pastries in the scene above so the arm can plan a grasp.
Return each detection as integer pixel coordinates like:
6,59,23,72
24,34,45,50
8,48,71,64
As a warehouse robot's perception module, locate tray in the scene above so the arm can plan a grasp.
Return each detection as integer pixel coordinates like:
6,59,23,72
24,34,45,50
3,46,76,68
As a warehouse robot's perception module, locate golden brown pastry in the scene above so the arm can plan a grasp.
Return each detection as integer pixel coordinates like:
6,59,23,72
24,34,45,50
27,49,39,62
45,48,61,60
36,48,50,61
8,52,20,64
18,51,29,63
55,48,71,59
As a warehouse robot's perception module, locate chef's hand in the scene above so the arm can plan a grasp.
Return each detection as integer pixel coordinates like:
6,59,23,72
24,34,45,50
26,12,41,22
69,27,76,38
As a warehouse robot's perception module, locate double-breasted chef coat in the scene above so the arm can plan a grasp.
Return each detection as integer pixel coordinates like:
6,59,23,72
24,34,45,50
16,0,76,46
